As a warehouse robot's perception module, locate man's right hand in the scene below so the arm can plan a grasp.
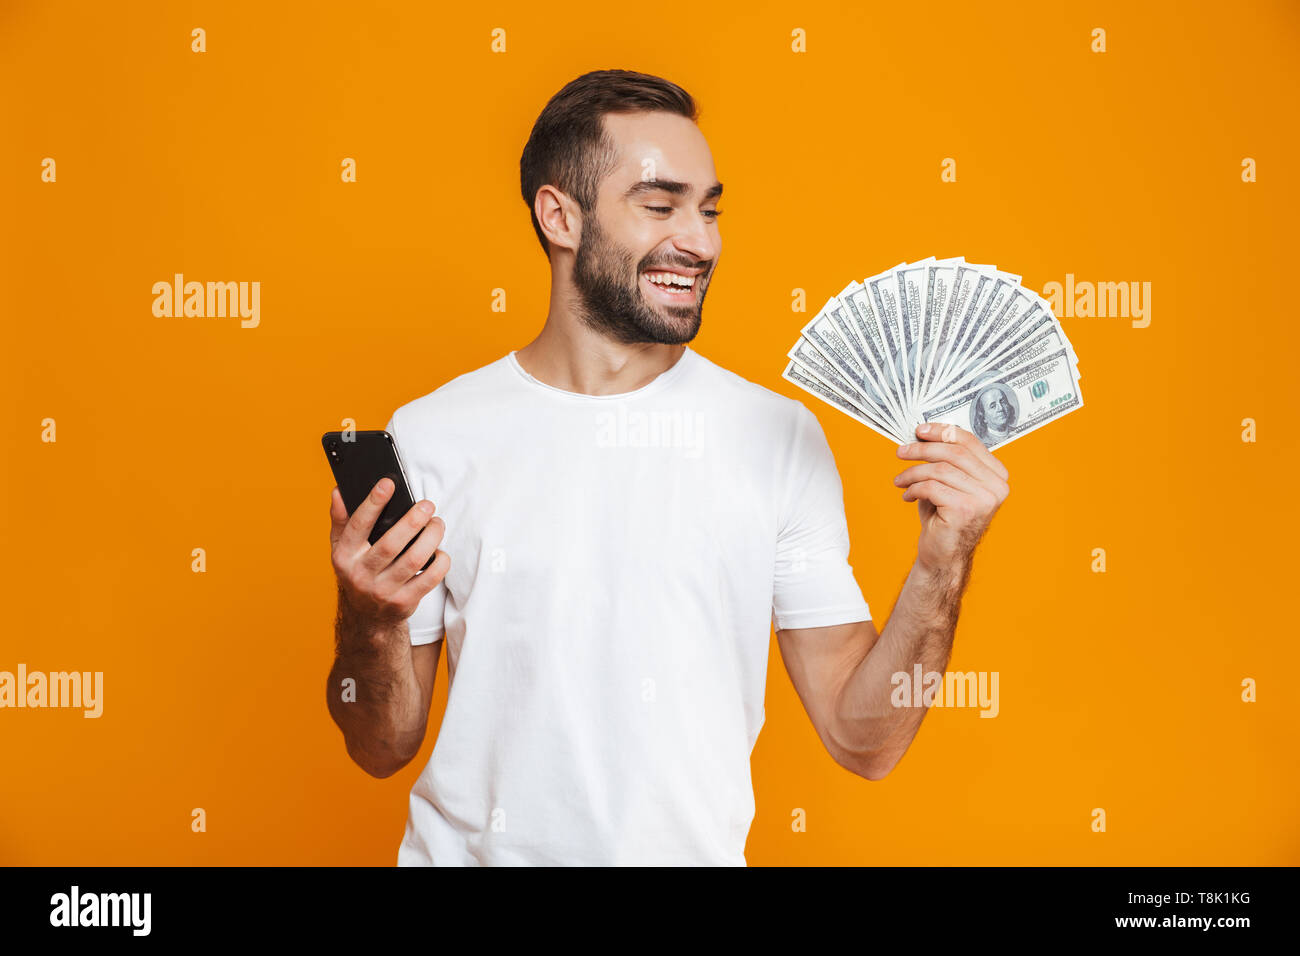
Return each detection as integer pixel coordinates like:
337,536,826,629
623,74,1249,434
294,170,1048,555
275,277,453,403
329,478,451,628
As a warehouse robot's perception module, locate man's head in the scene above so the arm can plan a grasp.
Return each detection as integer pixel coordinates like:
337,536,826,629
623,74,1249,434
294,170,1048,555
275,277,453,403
519,70,722,345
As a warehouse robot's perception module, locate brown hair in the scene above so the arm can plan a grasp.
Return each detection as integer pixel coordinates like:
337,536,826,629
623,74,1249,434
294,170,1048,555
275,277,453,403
519,69,698,259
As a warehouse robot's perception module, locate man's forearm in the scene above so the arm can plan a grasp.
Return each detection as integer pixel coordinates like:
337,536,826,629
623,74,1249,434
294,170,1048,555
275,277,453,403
831,556,972,778
326,590,428,778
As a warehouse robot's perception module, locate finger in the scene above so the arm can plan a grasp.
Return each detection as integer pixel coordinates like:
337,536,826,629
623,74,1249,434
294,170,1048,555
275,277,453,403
893,461,986,499
917,421,1007,480
901,478,967,510
329,487,350,546
377,514,446,589
337,477,396,555
898,434,1005,489
360,499,437,575
391,549,452,607
914,421,1010,482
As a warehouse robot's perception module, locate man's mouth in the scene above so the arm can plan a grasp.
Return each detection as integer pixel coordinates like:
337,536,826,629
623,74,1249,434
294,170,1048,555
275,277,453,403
641,268,701,299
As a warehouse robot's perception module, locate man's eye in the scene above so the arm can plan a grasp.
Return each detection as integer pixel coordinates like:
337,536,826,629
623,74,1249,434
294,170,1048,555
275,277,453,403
645,206,723,220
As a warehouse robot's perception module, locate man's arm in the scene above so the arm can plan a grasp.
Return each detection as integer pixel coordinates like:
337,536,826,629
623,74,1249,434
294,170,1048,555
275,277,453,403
776,421,1009,780
326,601,441,778
777,558,970,780
325,480,451,779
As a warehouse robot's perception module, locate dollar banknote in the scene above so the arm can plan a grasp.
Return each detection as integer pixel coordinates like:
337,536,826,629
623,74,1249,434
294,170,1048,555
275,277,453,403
783,257,1083,449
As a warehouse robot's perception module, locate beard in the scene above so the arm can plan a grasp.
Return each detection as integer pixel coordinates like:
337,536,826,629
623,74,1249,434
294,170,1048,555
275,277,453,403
570,214,707,345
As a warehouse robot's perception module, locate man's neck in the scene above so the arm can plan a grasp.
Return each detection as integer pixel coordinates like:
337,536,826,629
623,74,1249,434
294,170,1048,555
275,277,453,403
514,322,686,397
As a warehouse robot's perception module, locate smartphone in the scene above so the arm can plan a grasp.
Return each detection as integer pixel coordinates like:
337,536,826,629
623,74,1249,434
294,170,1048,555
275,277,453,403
322,429,437,572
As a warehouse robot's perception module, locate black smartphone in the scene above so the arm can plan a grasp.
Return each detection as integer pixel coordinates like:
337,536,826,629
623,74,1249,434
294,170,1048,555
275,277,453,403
322,429,437,572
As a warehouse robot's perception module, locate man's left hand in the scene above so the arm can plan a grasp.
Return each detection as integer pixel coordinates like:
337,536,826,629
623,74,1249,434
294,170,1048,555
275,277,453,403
893,422,1010,574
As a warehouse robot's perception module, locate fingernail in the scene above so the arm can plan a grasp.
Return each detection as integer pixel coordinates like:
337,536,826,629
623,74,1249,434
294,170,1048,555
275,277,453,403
418,501,434,514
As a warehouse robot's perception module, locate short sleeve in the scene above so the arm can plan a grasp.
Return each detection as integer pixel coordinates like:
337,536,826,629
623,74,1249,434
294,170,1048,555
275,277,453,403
772,405,872,631
387,411,447,645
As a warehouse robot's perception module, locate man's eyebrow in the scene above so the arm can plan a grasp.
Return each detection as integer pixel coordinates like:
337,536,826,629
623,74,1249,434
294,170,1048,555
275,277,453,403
622,180,724,201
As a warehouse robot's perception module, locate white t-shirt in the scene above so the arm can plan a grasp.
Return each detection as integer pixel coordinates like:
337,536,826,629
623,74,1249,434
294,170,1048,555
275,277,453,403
387,345,871,866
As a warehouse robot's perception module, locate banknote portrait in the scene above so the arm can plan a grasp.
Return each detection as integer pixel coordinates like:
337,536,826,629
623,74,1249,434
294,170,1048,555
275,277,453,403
970,383,1019,444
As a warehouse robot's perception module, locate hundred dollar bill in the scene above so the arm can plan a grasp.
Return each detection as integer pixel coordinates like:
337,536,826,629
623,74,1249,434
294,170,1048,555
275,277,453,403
932,268,1020,391
930,287,1042,401
1022,288,1082,382
949,286,1036,379
932,277,1080,389
915,256,966,404
799,297,907,434
890,256,936,412
928,313,1070,406
920,347,1083,450
905,255,962,407
865,265,912,417
924,261,993,399
782,361,906,445
819,294,905,429
836,267,912,427
787,336,906,442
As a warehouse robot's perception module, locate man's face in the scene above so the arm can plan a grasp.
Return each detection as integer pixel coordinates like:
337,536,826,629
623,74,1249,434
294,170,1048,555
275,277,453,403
570,111,722,345
981,390,1013,429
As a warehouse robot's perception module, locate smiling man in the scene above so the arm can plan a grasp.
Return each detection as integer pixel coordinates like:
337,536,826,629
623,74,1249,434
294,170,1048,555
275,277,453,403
325,69,1011,866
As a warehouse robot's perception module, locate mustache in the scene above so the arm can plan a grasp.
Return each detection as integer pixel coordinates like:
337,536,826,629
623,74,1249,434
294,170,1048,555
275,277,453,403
640,257,712,274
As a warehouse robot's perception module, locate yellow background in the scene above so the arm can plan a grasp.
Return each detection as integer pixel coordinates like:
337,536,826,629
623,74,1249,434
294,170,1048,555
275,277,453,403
2,0,1296,865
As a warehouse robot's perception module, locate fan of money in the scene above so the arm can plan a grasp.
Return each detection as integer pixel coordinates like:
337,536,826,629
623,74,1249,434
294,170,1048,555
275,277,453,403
782,256,1083,450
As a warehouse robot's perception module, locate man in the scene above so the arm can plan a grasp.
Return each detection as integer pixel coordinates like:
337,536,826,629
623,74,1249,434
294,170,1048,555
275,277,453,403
326,69,1010,866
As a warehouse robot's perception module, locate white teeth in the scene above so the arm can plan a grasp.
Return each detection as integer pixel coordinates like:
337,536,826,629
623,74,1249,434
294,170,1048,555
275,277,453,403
645,271,696,288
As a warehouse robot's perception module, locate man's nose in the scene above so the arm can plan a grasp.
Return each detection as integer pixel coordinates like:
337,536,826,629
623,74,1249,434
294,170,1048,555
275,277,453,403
671,211,718,262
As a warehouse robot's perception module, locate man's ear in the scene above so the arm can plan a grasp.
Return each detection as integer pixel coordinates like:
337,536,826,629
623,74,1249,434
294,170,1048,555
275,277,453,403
535,185,582,255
